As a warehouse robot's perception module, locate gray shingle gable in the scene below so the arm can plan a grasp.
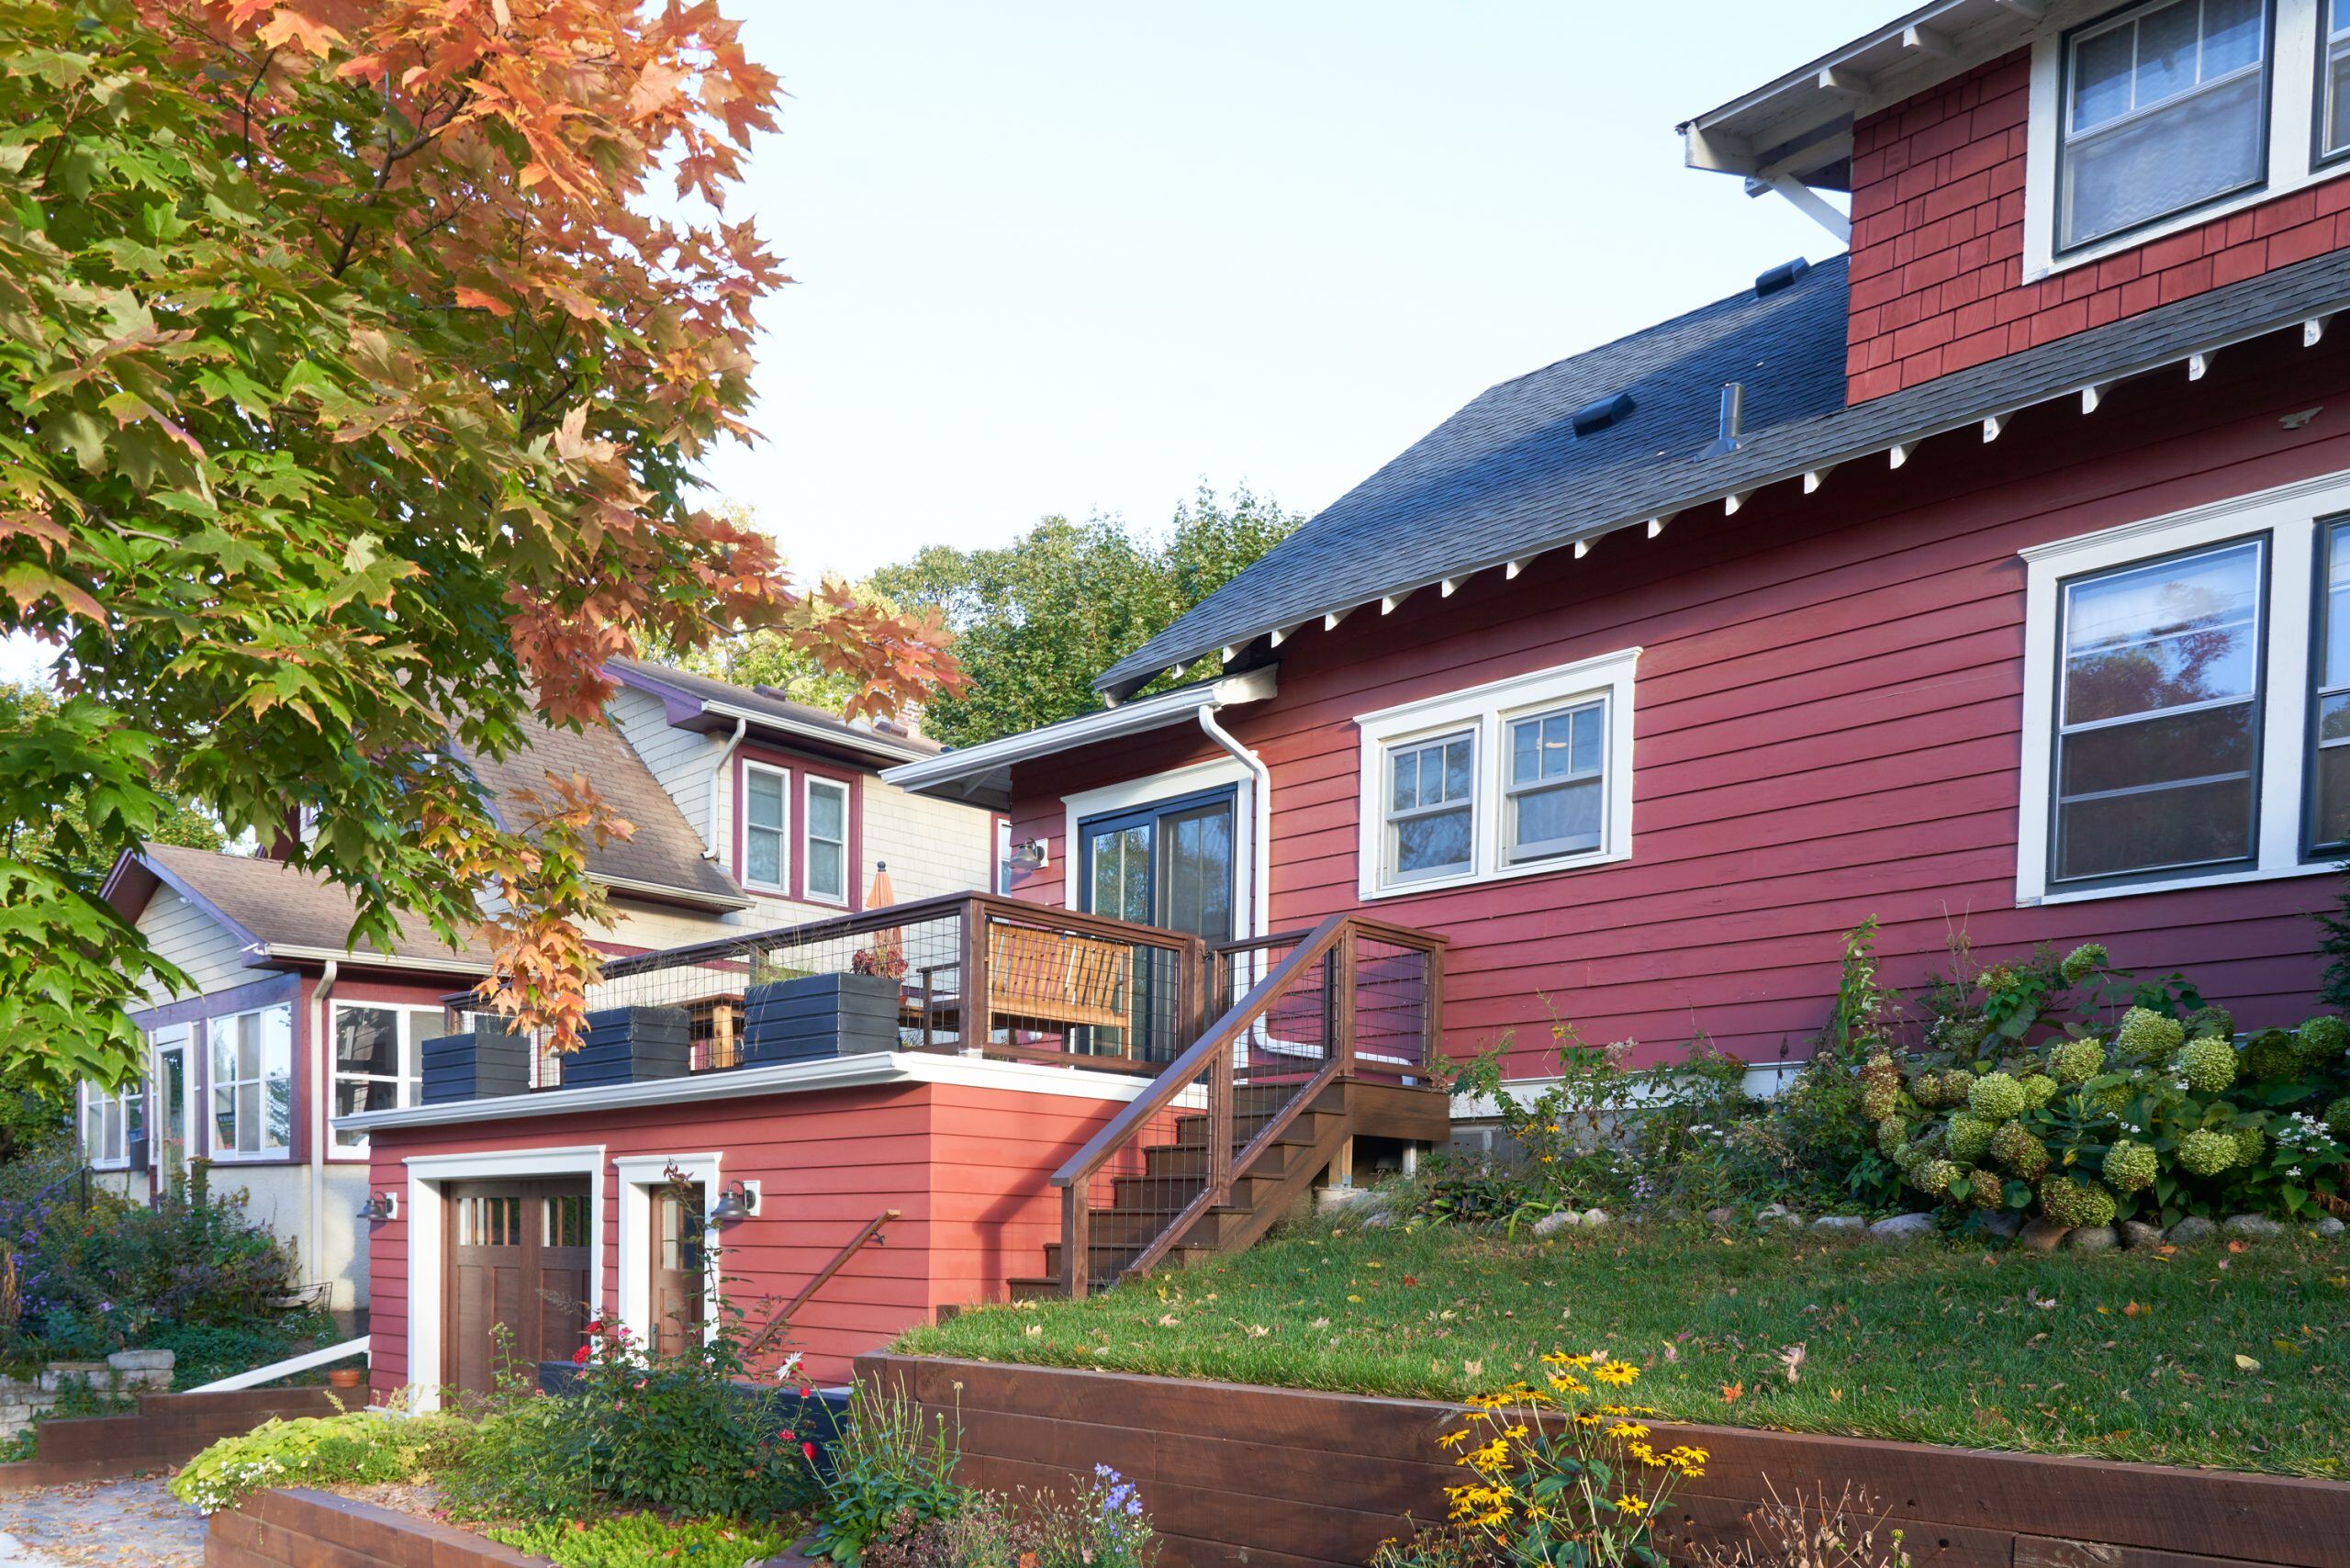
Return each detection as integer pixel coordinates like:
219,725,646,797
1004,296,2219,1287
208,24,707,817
1096,247,2350,698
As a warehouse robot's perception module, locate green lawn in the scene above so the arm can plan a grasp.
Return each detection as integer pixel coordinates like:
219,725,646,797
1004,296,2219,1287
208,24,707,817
899,1218,2350,1477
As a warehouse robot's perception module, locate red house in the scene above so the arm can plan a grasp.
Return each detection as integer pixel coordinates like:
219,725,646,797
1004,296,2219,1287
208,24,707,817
357,0,2350,1399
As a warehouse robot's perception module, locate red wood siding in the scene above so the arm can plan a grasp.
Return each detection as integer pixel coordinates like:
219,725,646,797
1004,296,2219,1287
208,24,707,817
1847,50,2350,402
364,1076,1124,1395
1009,329,2350,1075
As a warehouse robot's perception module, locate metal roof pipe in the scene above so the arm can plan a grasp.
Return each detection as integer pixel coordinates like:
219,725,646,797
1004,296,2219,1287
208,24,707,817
1196,706,1272,940
1705,382,1745,457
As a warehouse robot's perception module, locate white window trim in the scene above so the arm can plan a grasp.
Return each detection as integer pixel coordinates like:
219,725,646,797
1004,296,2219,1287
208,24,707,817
207,1002,294,1162
741,759,790,894
401,1145,606,1414
801,775,852,907
328,1002,441,1159
613,1152,722,1350
1353,647,1640,901
2024,0,2332,281
1060,756,1257,931
2017,466,2350,905
81,1080,137,1170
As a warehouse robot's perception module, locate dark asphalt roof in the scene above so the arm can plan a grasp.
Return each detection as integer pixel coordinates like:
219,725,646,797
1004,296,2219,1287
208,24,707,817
131,844,496,969
607,657,942,762
1096,246,2350,697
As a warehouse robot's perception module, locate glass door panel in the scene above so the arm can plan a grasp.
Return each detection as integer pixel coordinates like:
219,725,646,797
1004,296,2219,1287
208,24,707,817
1078,787,1239,1063
151,1036,189,1191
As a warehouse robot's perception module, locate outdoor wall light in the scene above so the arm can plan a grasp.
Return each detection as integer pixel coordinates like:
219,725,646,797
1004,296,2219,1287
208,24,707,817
356,1192,398,1224
709,1179,761,1228
1004,837,1049,874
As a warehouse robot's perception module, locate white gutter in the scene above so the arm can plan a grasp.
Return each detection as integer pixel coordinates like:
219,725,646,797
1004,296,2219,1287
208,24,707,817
253,944,490,977
308,958,337,1306
704,717,747,859
1196,707,1272,940
699,700,933,766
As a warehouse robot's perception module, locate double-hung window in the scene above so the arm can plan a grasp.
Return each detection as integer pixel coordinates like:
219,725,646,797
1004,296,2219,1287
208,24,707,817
2020,473,2350,902
804,777,851,904
82,1080,140,1169
1356,648,1639,898
210,1003,293,1158
2323,0,2350,155
742,761,789,893
330,1003,440,1151
1383,731,1477,884
2059,0,2270,251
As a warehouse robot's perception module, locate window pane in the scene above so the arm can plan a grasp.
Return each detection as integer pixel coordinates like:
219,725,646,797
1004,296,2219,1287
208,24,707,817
2328,0,2350,156
2203,0,2262,75
337,1007,398,1074
809,781,845,842
1390,749,1416,812
2325,521,2350,688
213,1083,235,1148
2314,736,2350,846
2058,776,2254,879
2062,69,2263,248
1510,720,1539,786
746,768,784,830
262,1007,291,1080
1395,807,1472,875
2058,701,2255,797
1514,779,1603,857
2073,23,2137,131
211,1026,233,1081
746,825,781,887
1443,738,1472,800
235,1083,261,1152
2134,0,2198,104
2063,542,2260,722
1571,706,1603,774
809,839,845,901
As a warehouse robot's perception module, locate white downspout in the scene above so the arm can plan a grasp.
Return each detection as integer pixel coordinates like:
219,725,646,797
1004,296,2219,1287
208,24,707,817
705,718,748,859
1196,707,1271,940
309,958,338,1310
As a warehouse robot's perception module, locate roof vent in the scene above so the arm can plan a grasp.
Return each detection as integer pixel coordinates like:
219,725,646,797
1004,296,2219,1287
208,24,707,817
1570,390,1637,438
1754,257,1811,297
1704,382,1744,458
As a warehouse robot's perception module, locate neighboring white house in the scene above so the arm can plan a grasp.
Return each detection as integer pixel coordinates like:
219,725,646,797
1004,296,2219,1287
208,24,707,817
84,661,1000,1311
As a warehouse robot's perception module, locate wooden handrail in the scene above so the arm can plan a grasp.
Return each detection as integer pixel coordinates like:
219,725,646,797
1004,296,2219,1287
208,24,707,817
741,1208,900,1361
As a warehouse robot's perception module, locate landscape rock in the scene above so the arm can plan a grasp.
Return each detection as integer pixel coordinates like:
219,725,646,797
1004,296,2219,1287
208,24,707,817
1812,1215,1865,1233
1704,1206,1738,1226
2017,1218,2072,1252
2167,1215,2218,1245
1360,1211,1395,1230
2066,1225,2119,1252
1971,1211,2025,1240
1868,1213,1936,1241
1581,1207,1612,1228
2119,1220,2165,1250
2313,1216,2345,1238
106,1349,173,1373
1530,1210,1582,1238
2221,1215,2284,1239
1756,1203,1804,1227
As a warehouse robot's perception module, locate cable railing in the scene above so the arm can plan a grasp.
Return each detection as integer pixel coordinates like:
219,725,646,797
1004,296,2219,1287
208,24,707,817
1050,914,1446,1297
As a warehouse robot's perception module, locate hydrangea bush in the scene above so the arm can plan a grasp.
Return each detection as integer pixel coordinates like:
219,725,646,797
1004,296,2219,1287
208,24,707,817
1871,944,2350,1227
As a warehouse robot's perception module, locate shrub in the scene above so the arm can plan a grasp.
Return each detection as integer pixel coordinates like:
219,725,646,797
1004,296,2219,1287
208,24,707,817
2049,1037,2105,1085
1686,1480,1915,1568
808,1383,967,1564
1967,1073,2027,1123
2177,1038,2237,1093
486,1513,785,1568
2116,1007,2185,1060
171,1404,475,1514
2037,1176,2117,1228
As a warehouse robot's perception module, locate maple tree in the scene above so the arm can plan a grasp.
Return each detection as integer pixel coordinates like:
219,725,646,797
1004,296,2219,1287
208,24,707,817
0,0,959,1094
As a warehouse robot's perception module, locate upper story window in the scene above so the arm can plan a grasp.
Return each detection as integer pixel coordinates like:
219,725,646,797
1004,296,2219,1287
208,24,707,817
330,1002,441,1151
2017,472,2350,903
1354,648,1639,900
742,761,789,893
2060,0,2270,250
804,777,851,904
211,1002,292,1159
2322,0,2350,151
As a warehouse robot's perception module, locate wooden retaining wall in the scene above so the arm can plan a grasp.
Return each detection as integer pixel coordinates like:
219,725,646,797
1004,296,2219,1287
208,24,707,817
859,1353,2350,1568
206,1488,819,1568
0,1387,344,1493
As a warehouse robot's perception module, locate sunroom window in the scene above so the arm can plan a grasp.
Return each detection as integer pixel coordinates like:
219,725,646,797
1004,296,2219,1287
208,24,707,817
211,1003,293,1157
1383,731,1475,884
2052,538,2266,883
82,1081,140,1169
2059,0,2269,251
1505,700,1606,863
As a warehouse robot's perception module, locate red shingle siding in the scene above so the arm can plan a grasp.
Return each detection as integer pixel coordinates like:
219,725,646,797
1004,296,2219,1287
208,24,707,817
1847,50,2350,402
1006,333,2350,1075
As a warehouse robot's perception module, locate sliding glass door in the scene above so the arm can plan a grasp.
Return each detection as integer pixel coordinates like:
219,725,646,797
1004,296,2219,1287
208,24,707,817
1078,785,1239,1059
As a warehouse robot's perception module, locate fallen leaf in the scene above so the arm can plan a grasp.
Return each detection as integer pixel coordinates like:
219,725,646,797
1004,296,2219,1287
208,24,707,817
2234,1353,2262,1372
1719,1382,1744,1404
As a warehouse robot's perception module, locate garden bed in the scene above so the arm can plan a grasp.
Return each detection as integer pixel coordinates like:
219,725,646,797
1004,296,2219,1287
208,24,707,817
898,1218,2350,1477
860,1350,2350,1568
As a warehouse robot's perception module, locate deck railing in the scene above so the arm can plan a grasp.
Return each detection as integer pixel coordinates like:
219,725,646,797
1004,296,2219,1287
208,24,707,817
1049,913,1446,1296
520,893,1209,1086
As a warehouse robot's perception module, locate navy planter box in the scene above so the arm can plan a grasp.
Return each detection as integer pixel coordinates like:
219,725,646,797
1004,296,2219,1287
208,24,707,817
563,1005,692,1090
742,973,901,1065
420,1019,532,1104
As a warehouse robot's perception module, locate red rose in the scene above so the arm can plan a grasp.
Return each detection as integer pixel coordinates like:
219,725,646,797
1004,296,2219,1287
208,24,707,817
572,1344,591,1364
801,1441,818,1462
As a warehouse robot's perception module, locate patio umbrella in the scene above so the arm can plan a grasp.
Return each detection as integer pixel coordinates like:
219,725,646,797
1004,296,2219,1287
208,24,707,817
863,862,902,979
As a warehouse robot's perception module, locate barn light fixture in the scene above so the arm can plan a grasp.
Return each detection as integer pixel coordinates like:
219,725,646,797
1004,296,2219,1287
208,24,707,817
710,1179,761,1229
356,1192,397,1225
1004,837,1050,875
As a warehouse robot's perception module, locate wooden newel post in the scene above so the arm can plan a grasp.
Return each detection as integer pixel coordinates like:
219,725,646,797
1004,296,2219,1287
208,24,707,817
1423,941,1445,1074
1331,925,1358,1078
1060,1183,1090,1300
1207,1029,1236,1207
961,902,991,1050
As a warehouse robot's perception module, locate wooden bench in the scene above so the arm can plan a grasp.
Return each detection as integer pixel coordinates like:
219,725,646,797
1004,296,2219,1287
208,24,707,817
985,923,1133,1030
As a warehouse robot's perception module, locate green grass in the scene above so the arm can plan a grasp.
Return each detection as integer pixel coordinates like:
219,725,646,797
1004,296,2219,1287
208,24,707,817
899,1218,2350,1477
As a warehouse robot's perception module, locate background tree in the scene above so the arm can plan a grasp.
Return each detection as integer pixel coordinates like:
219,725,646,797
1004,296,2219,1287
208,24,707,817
873,484,1299,748
1,679,222,879
0,0,958,1095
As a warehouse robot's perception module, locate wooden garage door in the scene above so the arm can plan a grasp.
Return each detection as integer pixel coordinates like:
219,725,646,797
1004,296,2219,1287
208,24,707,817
444,1179,591,1396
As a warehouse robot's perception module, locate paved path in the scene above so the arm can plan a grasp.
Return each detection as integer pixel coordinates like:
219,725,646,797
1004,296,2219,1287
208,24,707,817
0,1477,206,1568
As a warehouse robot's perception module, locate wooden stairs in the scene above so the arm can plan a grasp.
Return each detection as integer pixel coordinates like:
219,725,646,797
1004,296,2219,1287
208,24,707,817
1008,1077,1446,1301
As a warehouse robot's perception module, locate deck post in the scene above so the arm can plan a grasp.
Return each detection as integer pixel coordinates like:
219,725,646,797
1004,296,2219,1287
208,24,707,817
1207,1021,1235,1207
1331,925,1358,1079
961,902,991,1051
1060,1183,1090,1300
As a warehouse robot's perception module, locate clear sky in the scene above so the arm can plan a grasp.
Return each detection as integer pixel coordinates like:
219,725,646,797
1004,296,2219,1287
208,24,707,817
0,0,1892,688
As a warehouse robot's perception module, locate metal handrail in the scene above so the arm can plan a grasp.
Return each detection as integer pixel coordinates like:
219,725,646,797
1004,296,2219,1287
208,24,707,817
741,1211,899,1362
187,1335,369,1394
